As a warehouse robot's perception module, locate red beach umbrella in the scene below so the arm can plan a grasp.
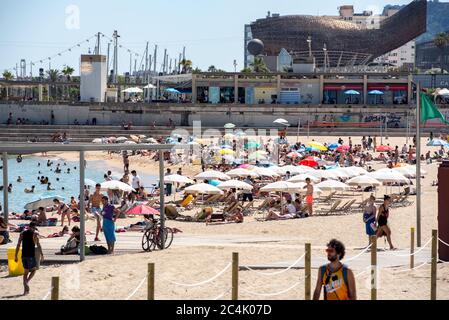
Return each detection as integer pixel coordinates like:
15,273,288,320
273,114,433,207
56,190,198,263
125,205,159,216
300,157,318,168
336,145,350,152
376,145,393,152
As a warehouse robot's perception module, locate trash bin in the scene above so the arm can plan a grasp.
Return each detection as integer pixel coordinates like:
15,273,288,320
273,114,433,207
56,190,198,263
7,247,24,277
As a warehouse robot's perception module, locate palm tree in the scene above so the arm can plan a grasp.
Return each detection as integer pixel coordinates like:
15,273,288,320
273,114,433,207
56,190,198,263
192,67,202,74
207,65,217,73
62,65,75,81
2,70,14,81
46,69,60,82
249,57,270,73
434,32,449,74
179,59,193,74
241,67,252,74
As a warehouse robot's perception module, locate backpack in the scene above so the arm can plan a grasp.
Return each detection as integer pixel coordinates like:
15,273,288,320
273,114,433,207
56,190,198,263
320,264,349,300
89,245,108,255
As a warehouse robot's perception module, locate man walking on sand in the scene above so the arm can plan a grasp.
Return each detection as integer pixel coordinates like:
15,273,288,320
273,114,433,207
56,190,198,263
15,222,44,295
304,178,314,216
313,239,356,300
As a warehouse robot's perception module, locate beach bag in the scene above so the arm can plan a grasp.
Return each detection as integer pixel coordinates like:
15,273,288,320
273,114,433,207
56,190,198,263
47,218,57,227
89,245,108,255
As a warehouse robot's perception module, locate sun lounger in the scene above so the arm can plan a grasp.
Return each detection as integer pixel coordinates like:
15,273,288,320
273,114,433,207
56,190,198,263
203,194,222,205
316,199,343,215
241,201,255,216
338,199,357,214
319,191,337,204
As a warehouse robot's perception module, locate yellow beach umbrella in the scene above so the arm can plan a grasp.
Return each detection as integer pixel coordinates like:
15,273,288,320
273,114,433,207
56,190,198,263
218,149,235,155
308,141,328,151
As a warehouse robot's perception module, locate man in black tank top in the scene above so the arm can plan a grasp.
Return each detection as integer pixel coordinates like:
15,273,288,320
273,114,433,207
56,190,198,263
15,222,44,295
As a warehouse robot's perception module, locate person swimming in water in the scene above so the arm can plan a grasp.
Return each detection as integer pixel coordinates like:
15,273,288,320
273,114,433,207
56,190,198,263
47,183,55,191
17,176,23,183
24,186,35,193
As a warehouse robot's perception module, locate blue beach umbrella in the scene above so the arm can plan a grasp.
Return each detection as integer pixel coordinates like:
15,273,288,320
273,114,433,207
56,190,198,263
328,143,341,150
165,88,181,94
427,139,449,147
208,180,221,187
369,90,384,95
305,146,321,153
344,90,360,95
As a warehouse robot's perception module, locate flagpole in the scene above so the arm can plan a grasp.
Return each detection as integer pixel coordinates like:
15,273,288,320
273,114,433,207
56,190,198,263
416,82,422,247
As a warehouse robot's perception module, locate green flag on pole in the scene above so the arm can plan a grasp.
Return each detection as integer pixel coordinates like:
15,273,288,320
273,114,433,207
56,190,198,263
421,93,449,124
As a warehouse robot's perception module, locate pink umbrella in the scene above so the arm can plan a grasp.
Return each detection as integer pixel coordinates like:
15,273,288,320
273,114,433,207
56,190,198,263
376,145,393,152
239,164,253,169
287,152,302,158
336,145,350,152
125,205,159,216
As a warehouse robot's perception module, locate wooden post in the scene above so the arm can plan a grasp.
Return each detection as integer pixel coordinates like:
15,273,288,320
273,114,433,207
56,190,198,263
232,252,239,300
370,236,377,300
305,243,311,300
51,277,59,300
148,263,155,300
410,228,415,269
431,230,437,300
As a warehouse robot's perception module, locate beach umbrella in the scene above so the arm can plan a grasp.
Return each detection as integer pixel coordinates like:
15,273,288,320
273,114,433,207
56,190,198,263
305,146,322,153
130,135,140,142
224,123,236,129
226,168,259,178
345,166,368,176
122,87,143,93
273,118,289,125
300,158,319,168
327,168,351,179
195,170,231,181
369,90,384,95
245,141,262,149
124,141,137,145
311,170,339,180
344,90,360,95
287,174,320,183
143,84,156,89
328,143,341,150
376,145,393,152
251,167,279,178
208,180,221,187
260,181,300,193
24,196,64,211
248,151,268,161
336,145,350,152
316,180,351,191
125,205,159,216
165,88,181,94
101,180,135,192
145,138,158,144
223,133,235,140
427,139,449,147
164,174,194,184
347,176,382,187
217,180,254,191
275,165,308,175
338,167,361,178
185,183,223,195
218,149,235,155
84,179,97,187
367,169,409,184
239,164,253,169
116,137,128,142
394,166,427,178
287,151,302,158
235,130,246,137
308,142,328,151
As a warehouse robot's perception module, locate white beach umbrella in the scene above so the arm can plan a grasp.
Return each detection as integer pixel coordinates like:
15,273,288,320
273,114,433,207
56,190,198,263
347,176,382,187
338,167,360,178
184,183,224,195
116,137,128,142
328,168,351,179
251,167,279,178
273,118,289,125
124,141,137,145
226,168,259,178
316,180,351,191
143,84,156,89
92,138,103,144
394,166,427,178
287,174,320,183
224,123,236,129
195,170,231,181
217,180,254,191
164,174,194,184
312,170,339,180
367,169,410,184
24,196,64,211
275,165,309,175
122,87,143,93
260,181,300,193
346,166,369,175
101,180,135,192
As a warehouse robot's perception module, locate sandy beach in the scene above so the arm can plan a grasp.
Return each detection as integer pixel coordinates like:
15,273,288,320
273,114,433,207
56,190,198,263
1,135,449,300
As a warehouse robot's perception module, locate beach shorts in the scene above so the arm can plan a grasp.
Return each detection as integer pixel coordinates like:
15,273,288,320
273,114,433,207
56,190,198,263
306,195,314,205
102,219,116,244
91,207,102,218
22,257,37,270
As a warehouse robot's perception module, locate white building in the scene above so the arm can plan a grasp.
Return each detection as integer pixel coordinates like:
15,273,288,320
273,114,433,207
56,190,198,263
80,54,107,103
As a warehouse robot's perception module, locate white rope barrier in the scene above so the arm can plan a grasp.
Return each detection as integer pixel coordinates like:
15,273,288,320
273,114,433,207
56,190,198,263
240,253,306,276
42,287,53,300
213,288,232,300
166,263,231,288
394,262,430,273
387,238,433,257
355,269,369,278
125,276,147,300
240,281,302,297
343,244,372,263
438,238,449,248
438,259,449,265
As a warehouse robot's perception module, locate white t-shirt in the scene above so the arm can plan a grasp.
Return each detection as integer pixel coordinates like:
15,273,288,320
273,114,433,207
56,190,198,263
132,175,141,189
286,203,297,215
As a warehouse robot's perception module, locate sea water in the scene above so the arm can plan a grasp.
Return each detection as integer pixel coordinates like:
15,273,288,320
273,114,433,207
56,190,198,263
0,156,157,213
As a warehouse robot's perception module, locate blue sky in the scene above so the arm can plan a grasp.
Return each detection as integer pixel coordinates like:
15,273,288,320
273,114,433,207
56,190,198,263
0,0,417,75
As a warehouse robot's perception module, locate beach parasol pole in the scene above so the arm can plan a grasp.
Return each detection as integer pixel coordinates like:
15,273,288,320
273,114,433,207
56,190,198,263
159,150,166,248
79,151,86,261
416,82,422,247
2,152,8,224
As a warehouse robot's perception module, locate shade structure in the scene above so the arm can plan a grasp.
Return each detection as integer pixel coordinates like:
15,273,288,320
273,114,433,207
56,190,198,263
143,83,156,89
427,139,449,147
344,90,360,95
273,118,289,125
347,176,382,187
316,180,351,191
287,174,320,183
217,180,254,191
251,167,279,178
224,123,236,129
308,142,328,151
260,181,300,192
367,169,409,184
101,180,135,192
195,170,231,181
24,196,64,211
125,205,159,216
122,87,143,93
163,174,194,184
376,145,393,152
184,183,224,195
165,88,181,94
226,168,259,178
369,90,384,95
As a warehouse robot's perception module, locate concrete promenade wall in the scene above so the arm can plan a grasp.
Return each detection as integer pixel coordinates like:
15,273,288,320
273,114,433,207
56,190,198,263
0,102,420,128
